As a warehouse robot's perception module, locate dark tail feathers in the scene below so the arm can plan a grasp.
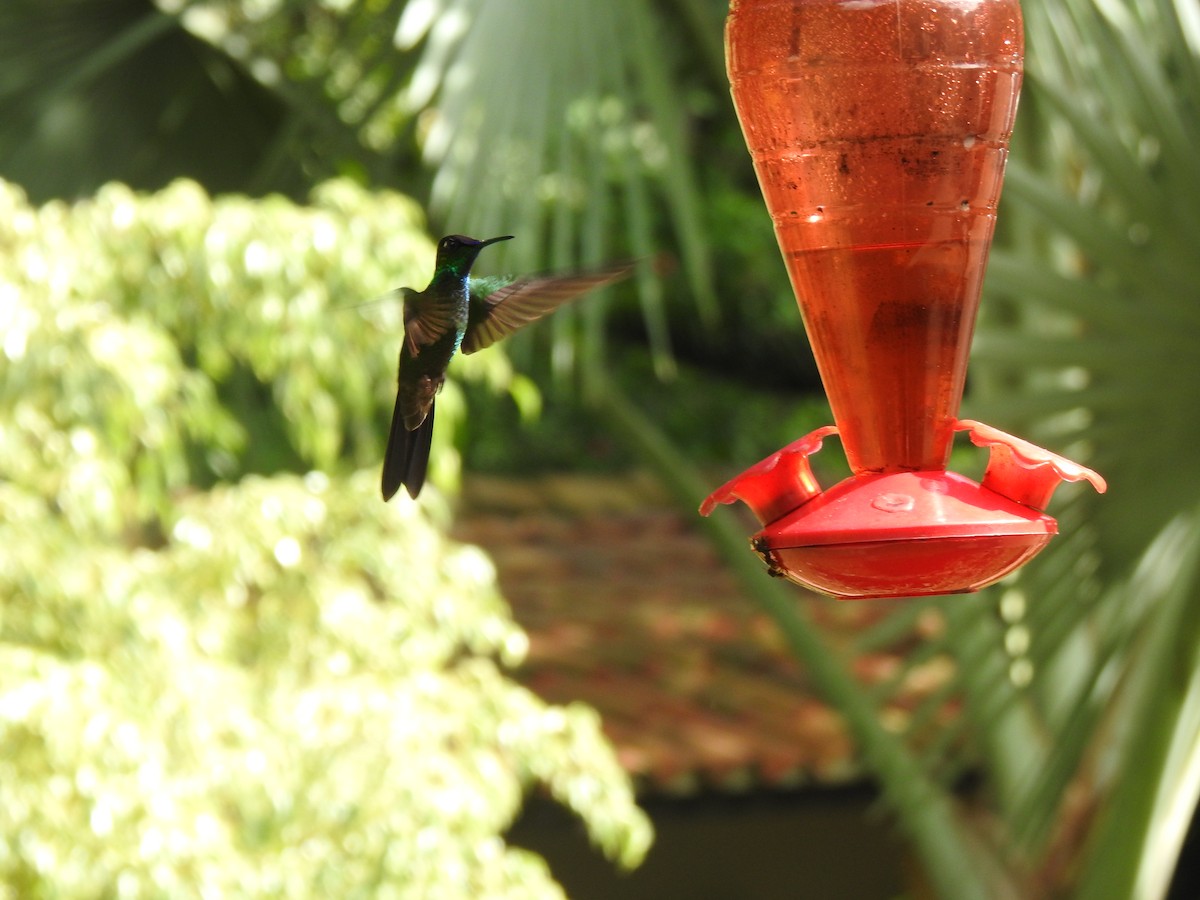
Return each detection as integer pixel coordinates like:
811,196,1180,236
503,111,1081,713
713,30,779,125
381,399,435,501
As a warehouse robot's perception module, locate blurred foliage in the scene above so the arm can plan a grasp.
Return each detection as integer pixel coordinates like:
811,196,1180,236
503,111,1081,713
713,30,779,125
460,349,838,480
959,0,1200,895
148,0,818,386
4,0,1200,897
0,0,287,201
0,178,650,895
0,0,817,395
0,175,550,497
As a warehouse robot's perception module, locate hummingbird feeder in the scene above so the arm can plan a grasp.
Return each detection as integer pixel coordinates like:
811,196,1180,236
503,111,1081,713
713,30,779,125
702,0,1106,599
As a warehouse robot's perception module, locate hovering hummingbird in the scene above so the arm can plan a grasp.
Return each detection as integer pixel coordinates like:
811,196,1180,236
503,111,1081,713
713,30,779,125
381,234,642,501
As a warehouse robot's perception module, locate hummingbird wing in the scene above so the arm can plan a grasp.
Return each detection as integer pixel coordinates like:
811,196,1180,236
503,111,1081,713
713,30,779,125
460,260,639,354
401,287,456,355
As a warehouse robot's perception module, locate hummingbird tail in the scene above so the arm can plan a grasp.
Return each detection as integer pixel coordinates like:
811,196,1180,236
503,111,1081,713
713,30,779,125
381,399,435,501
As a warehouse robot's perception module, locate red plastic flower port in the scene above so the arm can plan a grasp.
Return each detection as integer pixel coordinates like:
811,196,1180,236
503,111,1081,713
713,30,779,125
701,422,1105,600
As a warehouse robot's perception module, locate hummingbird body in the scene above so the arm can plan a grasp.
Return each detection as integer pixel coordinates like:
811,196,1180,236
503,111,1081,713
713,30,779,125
382,234,641,501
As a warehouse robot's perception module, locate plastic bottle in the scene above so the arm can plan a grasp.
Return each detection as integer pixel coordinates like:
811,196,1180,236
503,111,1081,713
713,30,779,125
726,0,1023,473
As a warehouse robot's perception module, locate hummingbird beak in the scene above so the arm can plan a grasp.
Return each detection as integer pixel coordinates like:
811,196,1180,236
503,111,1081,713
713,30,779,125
480,235,515,248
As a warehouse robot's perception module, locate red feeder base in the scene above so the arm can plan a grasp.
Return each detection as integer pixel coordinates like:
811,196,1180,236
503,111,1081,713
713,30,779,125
751,471,1054,599
701,422,1105,601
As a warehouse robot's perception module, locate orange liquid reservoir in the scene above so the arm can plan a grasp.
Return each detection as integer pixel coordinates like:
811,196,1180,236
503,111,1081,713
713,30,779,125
703,0,1106,599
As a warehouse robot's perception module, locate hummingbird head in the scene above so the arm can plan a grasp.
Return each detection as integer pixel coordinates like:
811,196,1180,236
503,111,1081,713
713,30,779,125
435,233,513,274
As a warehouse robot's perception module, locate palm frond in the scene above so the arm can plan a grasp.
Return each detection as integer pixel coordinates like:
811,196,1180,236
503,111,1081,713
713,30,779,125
0,0,281,200
949,0,1200,878
400,0,717,374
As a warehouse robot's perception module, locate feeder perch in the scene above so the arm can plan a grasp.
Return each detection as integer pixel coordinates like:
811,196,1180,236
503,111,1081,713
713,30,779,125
703,0,1105,599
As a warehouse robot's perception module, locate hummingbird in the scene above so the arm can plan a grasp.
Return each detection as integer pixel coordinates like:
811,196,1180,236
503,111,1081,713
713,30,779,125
381,234,642,501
